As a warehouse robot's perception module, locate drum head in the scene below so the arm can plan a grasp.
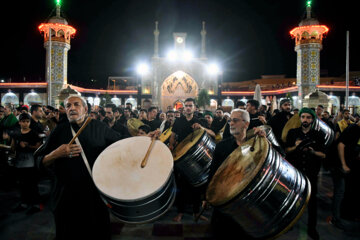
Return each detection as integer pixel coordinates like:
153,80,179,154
92,136,173,201
172,128,204,161
206,137,268,206
246,125,271,140
281,114,301,143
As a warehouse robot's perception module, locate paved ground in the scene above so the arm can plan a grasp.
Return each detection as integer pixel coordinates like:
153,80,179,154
0,167,359,240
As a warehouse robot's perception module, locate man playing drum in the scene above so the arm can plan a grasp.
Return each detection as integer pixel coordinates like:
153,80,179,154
169,98,207,222
208,109,265,239
36,95,125,240
285,108,326,240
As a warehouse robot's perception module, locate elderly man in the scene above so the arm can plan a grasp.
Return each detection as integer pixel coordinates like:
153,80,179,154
285,108,326,240
208,109,265,239
36,95,125,240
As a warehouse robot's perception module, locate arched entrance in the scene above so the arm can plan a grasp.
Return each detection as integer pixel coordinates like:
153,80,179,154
161,71,198,111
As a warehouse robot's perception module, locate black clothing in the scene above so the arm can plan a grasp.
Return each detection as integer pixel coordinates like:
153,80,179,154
211,117,227,134
172,115,201,143
268,111,293,147
208,136,253,239
321,117,335,130
338,124,360,220
30,118,44,135
286,127,326,231
36,119,124,240
112,121,131,138
248,112,263,130
148,118,162,131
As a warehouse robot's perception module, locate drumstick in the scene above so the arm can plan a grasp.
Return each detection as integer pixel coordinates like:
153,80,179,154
141,137,156,168
68,117,92,145
250,135,257,152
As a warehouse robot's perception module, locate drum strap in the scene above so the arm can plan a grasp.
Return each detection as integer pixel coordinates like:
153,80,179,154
70,126,111,207
70,126,92,175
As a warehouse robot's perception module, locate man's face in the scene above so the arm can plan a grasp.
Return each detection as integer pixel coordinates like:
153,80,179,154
126,104,132,110
65,97,87,123
322,112,329,119
114,111,120,119
166,113,175,123
184,101,195,115
215,110,223,119
149,109,157,119
281,102,291,113
300,113,313,128
229,112,249,136
316,106,324,116
19,119,30,129
124,109,131,118
204,114,213,125
105,108,114,121
4,106,12,116
343,111,350,120
160,113,166,121
34,107,44,119
90,112,98,120
174,111,180,118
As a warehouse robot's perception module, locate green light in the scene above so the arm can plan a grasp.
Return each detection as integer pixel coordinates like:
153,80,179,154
56,0,61,6
307,0,312,7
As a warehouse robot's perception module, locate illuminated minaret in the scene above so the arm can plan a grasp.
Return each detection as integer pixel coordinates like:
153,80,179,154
290,0,328,105
38,0,76,106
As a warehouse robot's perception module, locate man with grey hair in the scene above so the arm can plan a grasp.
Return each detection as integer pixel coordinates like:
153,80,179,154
36,95,125,240
208,108,265,239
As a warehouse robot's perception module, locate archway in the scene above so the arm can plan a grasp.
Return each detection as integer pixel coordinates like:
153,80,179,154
161,71,198,111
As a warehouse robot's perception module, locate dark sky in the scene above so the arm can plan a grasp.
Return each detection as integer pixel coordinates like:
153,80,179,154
1,0,359,88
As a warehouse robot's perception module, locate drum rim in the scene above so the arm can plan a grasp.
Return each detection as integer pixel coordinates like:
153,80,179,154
109,176,177,224
92,136,174,201
172,128,205,161
206,137,269,206
267,176,312,240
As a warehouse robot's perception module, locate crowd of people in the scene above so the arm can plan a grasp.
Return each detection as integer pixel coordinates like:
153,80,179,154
0,96,359,240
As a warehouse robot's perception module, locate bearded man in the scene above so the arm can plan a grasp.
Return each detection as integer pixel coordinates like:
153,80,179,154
36,95,125,240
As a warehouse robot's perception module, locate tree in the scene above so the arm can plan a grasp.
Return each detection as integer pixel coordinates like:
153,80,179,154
196,89,210,110
100,92,112,107
285,92,294,106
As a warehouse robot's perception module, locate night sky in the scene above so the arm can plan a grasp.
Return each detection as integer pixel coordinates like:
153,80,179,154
1,0,359,88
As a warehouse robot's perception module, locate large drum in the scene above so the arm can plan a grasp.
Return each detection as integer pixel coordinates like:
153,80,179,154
172,128,215,187
92,136,176,224
247,125,285,156
282,114,334,149
206,136,310,239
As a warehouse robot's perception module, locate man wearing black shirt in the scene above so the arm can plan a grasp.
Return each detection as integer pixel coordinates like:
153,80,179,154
212,108,227,141
285,108,326,240
169,98,205,222
268,98,293,148
337,121,360,222
208,109,265,239
146,106,162,131
104,104,131,138
29,104,45,136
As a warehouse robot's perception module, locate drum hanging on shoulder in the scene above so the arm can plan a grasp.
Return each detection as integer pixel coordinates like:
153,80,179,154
92,136,176,224
206,136,311,239
247,125,285,156
172,128,215,187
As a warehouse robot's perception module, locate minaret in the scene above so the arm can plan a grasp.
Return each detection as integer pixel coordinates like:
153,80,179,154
153,21,159,58
290,0,328,106
38,0,76,106
200,21,207,59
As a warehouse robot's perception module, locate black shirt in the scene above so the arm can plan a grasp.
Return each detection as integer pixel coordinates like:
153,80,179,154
211,117,227,134
208,136,238,183
248,112,263,130
338,123,360,168
268,111,293,147
30,118,44,135
286,127,326,177
172,115,201,143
